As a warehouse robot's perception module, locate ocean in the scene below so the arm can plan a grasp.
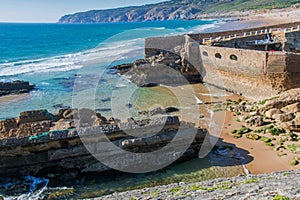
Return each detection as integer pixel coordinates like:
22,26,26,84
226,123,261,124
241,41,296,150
0,20,246,199
0,20,217,120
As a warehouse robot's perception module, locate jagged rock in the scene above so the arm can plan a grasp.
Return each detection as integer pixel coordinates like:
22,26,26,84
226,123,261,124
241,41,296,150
51,119,74,131
0,119,18,137
245,116,264,127
17,110,53,124
0,80,35,96
150,107,166,115
265,108,283,119
138,107,180,117
273,113,295,123
281,102,300,113
61,109,79,120
95,113,108,125
108,117,119,125
14,121,52,137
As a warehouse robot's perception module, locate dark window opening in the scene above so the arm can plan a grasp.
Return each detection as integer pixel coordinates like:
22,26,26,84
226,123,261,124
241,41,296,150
215,53,222,59
230,54,238,61
202,51,208,56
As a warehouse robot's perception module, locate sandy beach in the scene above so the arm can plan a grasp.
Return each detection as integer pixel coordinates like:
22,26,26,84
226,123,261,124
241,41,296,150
218,110,298,174
211,7,300,32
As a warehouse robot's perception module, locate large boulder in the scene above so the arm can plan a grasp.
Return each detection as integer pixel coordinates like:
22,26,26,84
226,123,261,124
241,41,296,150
281,102,300,113
245,116,264,127
260,89,300,113
265,108,283,119
273,113,295,123
279,115,300,132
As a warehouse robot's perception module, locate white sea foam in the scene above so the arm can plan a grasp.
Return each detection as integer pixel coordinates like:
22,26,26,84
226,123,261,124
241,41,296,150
177,27,185,31
154,27,166,30
0,22,218,77
188,23,218,33
0,38,144,77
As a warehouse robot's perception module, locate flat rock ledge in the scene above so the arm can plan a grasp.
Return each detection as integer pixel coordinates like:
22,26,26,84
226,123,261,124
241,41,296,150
0,113,208,180
99,170,300,200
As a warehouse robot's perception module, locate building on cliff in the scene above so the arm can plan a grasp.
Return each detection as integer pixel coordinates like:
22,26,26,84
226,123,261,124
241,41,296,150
145,22,300,100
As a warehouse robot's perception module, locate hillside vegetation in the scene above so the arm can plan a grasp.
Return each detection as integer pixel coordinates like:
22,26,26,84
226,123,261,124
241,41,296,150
58,0,300,23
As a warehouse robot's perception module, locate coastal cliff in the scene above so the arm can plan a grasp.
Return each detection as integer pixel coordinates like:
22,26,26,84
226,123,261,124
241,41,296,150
58,0,300,23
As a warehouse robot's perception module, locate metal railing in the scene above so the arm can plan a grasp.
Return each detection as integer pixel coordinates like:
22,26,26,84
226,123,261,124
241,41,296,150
202,25,300,45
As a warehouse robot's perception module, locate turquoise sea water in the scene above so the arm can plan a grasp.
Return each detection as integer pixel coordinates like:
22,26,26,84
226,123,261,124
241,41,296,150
0,20,217,119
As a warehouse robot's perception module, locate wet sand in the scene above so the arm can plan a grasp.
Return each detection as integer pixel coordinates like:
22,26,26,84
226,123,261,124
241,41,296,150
0,94,29,105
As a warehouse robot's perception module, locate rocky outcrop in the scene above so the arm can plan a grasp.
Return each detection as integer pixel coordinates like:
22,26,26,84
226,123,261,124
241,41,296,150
0,109,110,139
0,81,35,96
228,88,300,132
114,51,201,87
0,108,208,180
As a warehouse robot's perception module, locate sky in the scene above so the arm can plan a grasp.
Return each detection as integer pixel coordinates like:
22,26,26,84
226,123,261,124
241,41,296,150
0,0,166,23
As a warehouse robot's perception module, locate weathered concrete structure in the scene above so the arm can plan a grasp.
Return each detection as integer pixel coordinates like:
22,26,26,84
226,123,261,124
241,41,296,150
145,22,300,99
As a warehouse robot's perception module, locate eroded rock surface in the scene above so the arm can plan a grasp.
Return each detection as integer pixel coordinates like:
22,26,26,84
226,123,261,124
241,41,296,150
114,52,202,87
0,109,208,181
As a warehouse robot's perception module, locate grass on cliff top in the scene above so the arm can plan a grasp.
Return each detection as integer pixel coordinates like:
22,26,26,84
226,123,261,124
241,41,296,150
205,0,300,13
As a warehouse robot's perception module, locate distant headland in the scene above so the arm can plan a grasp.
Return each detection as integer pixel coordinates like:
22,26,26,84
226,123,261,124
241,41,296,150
58,0,300,23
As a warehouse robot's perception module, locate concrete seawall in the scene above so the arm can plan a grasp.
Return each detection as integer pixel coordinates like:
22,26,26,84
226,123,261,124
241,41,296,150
144,22,300,100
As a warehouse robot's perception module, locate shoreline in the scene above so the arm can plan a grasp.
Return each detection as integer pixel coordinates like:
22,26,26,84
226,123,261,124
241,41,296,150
0,93,28,105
